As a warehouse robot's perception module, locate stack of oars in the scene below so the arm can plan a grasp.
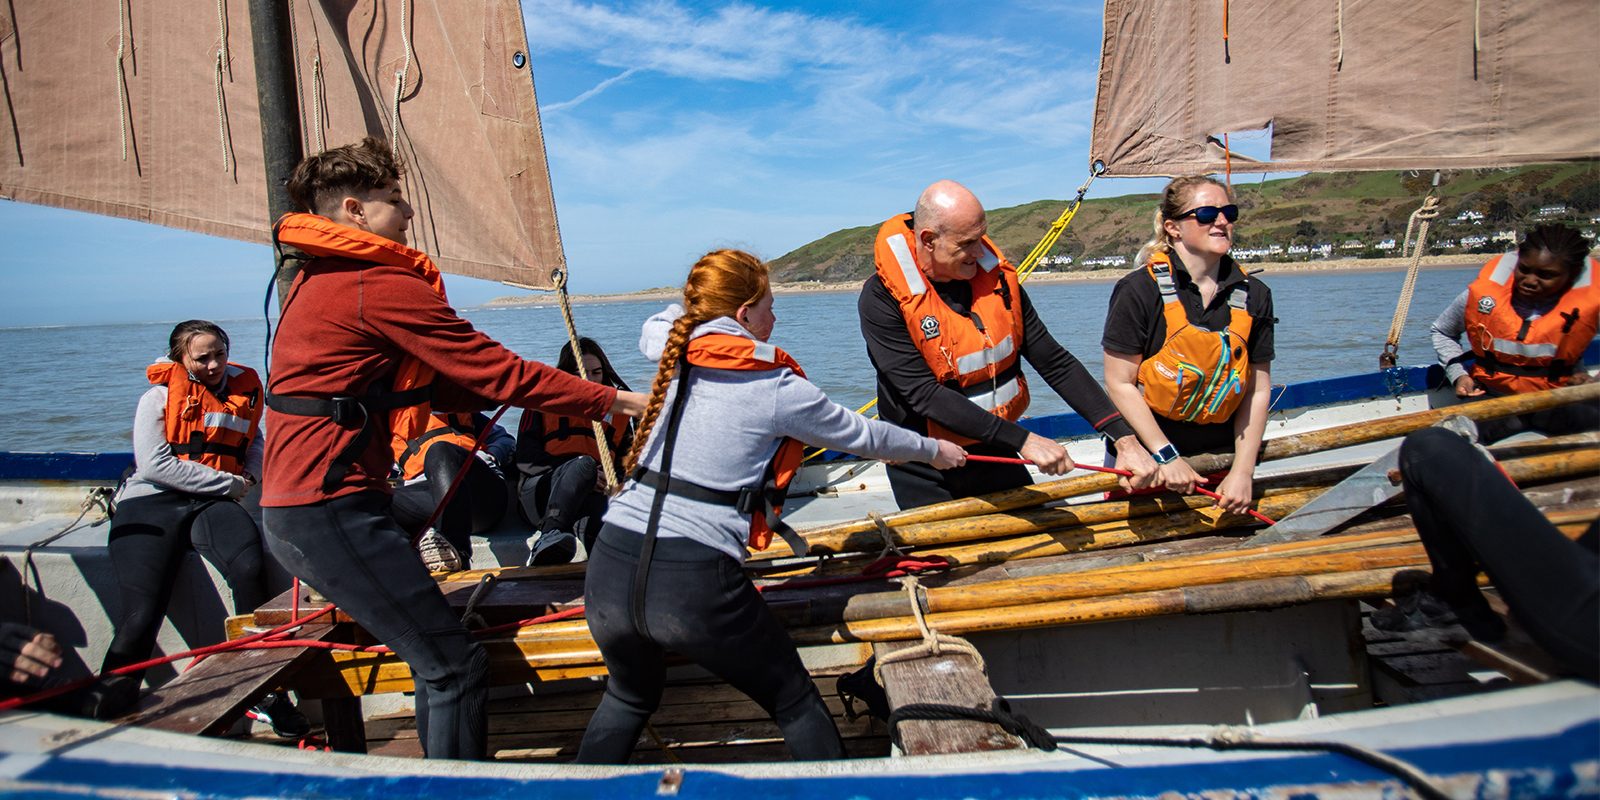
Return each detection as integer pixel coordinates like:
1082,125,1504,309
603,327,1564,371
329,385,1600,683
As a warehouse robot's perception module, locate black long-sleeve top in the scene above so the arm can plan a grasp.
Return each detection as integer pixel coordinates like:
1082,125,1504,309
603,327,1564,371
858,276,1135,450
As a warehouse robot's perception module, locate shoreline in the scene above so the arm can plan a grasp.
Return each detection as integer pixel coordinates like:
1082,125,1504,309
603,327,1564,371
482,255,1478,308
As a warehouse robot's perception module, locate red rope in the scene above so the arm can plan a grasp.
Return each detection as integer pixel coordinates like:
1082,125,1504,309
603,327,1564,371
413,405,513,542
962,454,1276,525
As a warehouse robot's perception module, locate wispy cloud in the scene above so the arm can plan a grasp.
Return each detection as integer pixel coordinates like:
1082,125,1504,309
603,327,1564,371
544,67,641,113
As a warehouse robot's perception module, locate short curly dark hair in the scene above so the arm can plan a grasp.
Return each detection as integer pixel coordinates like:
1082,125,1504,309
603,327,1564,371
286,137,404,215
1519,223,1594,280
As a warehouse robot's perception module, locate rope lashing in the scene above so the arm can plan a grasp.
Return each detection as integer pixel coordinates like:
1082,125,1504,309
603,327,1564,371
867,510,906,560
963,454,1277,525
1379,191,1442,371
213,0,232,172
872,575,985,687
115,0,131,162
888,698,1058,752
1335,0,1345,71
389,0,413,153
310,54,326,153
551,268,620,491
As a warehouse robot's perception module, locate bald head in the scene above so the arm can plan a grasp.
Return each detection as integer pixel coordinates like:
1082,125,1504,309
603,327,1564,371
913,180,988,282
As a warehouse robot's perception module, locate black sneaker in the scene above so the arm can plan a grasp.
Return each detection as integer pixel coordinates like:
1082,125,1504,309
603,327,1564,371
528,530,578,567
248,690,311,739
83,674,141,721
1372,571,1505,643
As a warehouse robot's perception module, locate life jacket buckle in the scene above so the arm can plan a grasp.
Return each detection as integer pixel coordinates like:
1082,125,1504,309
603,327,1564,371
328,396,363,427
735,486,761,515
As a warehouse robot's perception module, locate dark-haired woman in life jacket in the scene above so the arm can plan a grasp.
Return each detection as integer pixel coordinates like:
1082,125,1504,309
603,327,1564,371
575,250,967,764
514,337,634,567
88,321,308,736
389,411,515,573
1431,223,1599,443
1102,176,1277,516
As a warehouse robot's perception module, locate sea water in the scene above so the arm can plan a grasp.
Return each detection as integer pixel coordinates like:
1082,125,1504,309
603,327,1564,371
0,266,1478,453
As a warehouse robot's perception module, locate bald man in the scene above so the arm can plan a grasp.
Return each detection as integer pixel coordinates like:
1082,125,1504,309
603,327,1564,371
859,180,1157,507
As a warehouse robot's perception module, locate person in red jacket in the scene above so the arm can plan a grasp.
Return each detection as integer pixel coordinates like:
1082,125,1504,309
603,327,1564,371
261,137,645,761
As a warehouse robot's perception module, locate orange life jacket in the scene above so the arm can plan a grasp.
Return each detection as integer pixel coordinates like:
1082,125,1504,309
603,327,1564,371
524,410,628,465
680,333,808,552
1465,252,1600,394
148,360,263,476
395,413,483,480
871,213,1030,444
268,213,442,491
1134,252,1253,425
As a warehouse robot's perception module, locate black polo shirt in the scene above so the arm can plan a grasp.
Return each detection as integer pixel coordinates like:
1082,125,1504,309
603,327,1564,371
1100,253,1276,453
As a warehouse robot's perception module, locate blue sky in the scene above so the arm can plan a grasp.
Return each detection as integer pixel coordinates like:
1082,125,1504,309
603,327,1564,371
0,0,1169,327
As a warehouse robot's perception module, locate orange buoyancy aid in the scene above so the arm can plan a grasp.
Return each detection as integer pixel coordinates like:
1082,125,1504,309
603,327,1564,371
527,410,628,465
1135,252,1254,425
148,360,263,475
871,214,1030,445
395,413,482,480
682,333,808,552
269,213,444,491
1464,252,1600,394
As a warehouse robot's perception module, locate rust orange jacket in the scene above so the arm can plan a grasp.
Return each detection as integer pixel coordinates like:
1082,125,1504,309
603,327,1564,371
147,360,263,476
1134,251,1254,424
1465,252,1600,394
871,213,1030,445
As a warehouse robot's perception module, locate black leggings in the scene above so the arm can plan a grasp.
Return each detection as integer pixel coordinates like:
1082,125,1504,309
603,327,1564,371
102,492,267,676
516,455,608,548
391,443,509,564
577,522,843,763
1400,427,1599,679
263,491,489,759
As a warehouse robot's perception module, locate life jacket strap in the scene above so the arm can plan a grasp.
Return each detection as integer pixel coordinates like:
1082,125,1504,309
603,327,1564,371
267,384,434,491
1473,353,1569,379
170,432,248,462
630,467,783,515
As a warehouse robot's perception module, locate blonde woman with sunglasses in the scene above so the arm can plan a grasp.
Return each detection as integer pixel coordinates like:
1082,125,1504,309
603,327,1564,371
1100,176,1276,515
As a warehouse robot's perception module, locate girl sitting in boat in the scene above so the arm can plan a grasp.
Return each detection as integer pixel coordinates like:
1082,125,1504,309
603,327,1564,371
514,337,634,567
1430,223,1598,441
576,249,966,763
1100,175,1276,516
90,320,307,736
389,411,516,573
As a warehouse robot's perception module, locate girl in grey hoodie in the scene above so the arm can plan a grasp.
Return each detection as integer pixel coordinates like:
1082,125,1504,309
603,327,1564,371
576,250,965,763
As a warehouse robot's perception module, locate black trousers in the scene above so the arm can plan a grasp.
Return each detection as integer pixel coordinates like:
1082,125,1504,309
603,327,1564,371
391,443,508,565
103,492,267,676
516,455,608,548
1400,427,1599,680
263,491,489,759
887,441,1033,509
577,522,843,763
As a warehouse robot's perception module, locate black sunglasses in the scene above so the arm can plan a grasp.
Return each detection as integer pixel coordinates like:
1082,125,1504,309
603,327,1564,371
1174,204,1239,225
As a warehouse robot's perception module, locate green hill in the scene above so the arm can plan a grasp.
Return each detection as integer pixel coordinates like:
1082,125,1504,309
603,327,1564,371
769,164,1600,282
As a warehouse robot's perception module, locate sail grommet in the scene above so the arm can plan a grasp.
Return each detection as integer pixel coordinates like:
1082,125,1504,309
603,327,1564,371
512,51,526,69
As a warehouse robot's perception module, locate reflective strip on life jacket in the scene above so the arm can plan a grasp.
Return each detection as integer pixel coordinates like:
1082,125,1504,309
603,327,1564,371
202,412,255,435
954,333,1015,376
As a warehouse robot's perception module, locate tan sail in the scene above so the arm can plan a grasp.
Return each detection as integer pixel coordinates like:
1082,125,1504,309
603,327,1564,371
0,0,563,287
1090,0,1600,177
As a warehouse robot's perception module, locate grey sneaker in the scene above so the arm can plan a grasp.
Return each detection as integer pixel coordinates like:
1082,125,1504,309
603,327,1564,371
528,531,578,567
417,529,463,573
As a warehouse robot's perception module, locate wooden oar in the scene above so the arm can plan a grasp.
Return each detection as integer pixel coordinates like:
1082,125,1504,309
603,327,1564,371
784,383,1600,554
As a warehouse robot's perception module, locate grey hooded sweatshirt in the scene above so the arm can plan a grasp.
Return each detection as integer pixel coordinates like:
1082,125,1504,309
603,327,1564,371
603,306,939,562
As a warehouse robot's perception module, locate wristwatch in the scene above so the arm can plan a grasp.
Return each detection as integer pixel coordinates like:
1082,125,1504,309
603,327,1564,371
1152,443,1180,465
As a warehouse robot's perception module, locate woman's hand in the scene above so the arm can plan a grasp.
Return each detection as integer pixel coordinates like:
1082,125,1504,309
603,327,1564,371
1569,369,1594,386
1211,469,1255,515
609,390,648,418
1157,457,1204,494
1111,435,1159,491
930,439,968,470
1453,375,1486,398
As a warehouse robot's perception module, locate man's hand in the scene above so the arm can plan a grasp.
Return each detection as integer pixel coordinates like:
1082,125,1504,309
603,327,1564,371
1211,469,1255,515
930,439,968,470
610,390,648,418
1453,375,1486,398
1111,435,1159,491
1,623,61,687
1569,370,1594,386
1019,433,1072,475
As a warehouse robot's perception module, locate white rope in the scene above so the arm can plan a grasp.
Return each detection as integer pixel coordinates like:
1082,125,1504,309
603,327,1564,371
311,54,326,153
389,0,413,154
1379,195,1442,367
116,0,130,162
1473,0,1481,56
873,576,985,686
1335,0,1345,70
213,0,232,172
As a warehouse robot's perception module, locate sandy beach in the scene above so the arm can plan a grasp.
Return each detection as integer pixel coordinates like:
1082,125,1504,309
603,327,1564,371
484,255,1479,308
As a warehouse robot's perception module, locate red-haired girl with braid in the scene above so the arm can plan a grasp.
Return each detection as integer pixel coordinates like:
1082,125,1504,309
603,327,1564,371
576,249,966,763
